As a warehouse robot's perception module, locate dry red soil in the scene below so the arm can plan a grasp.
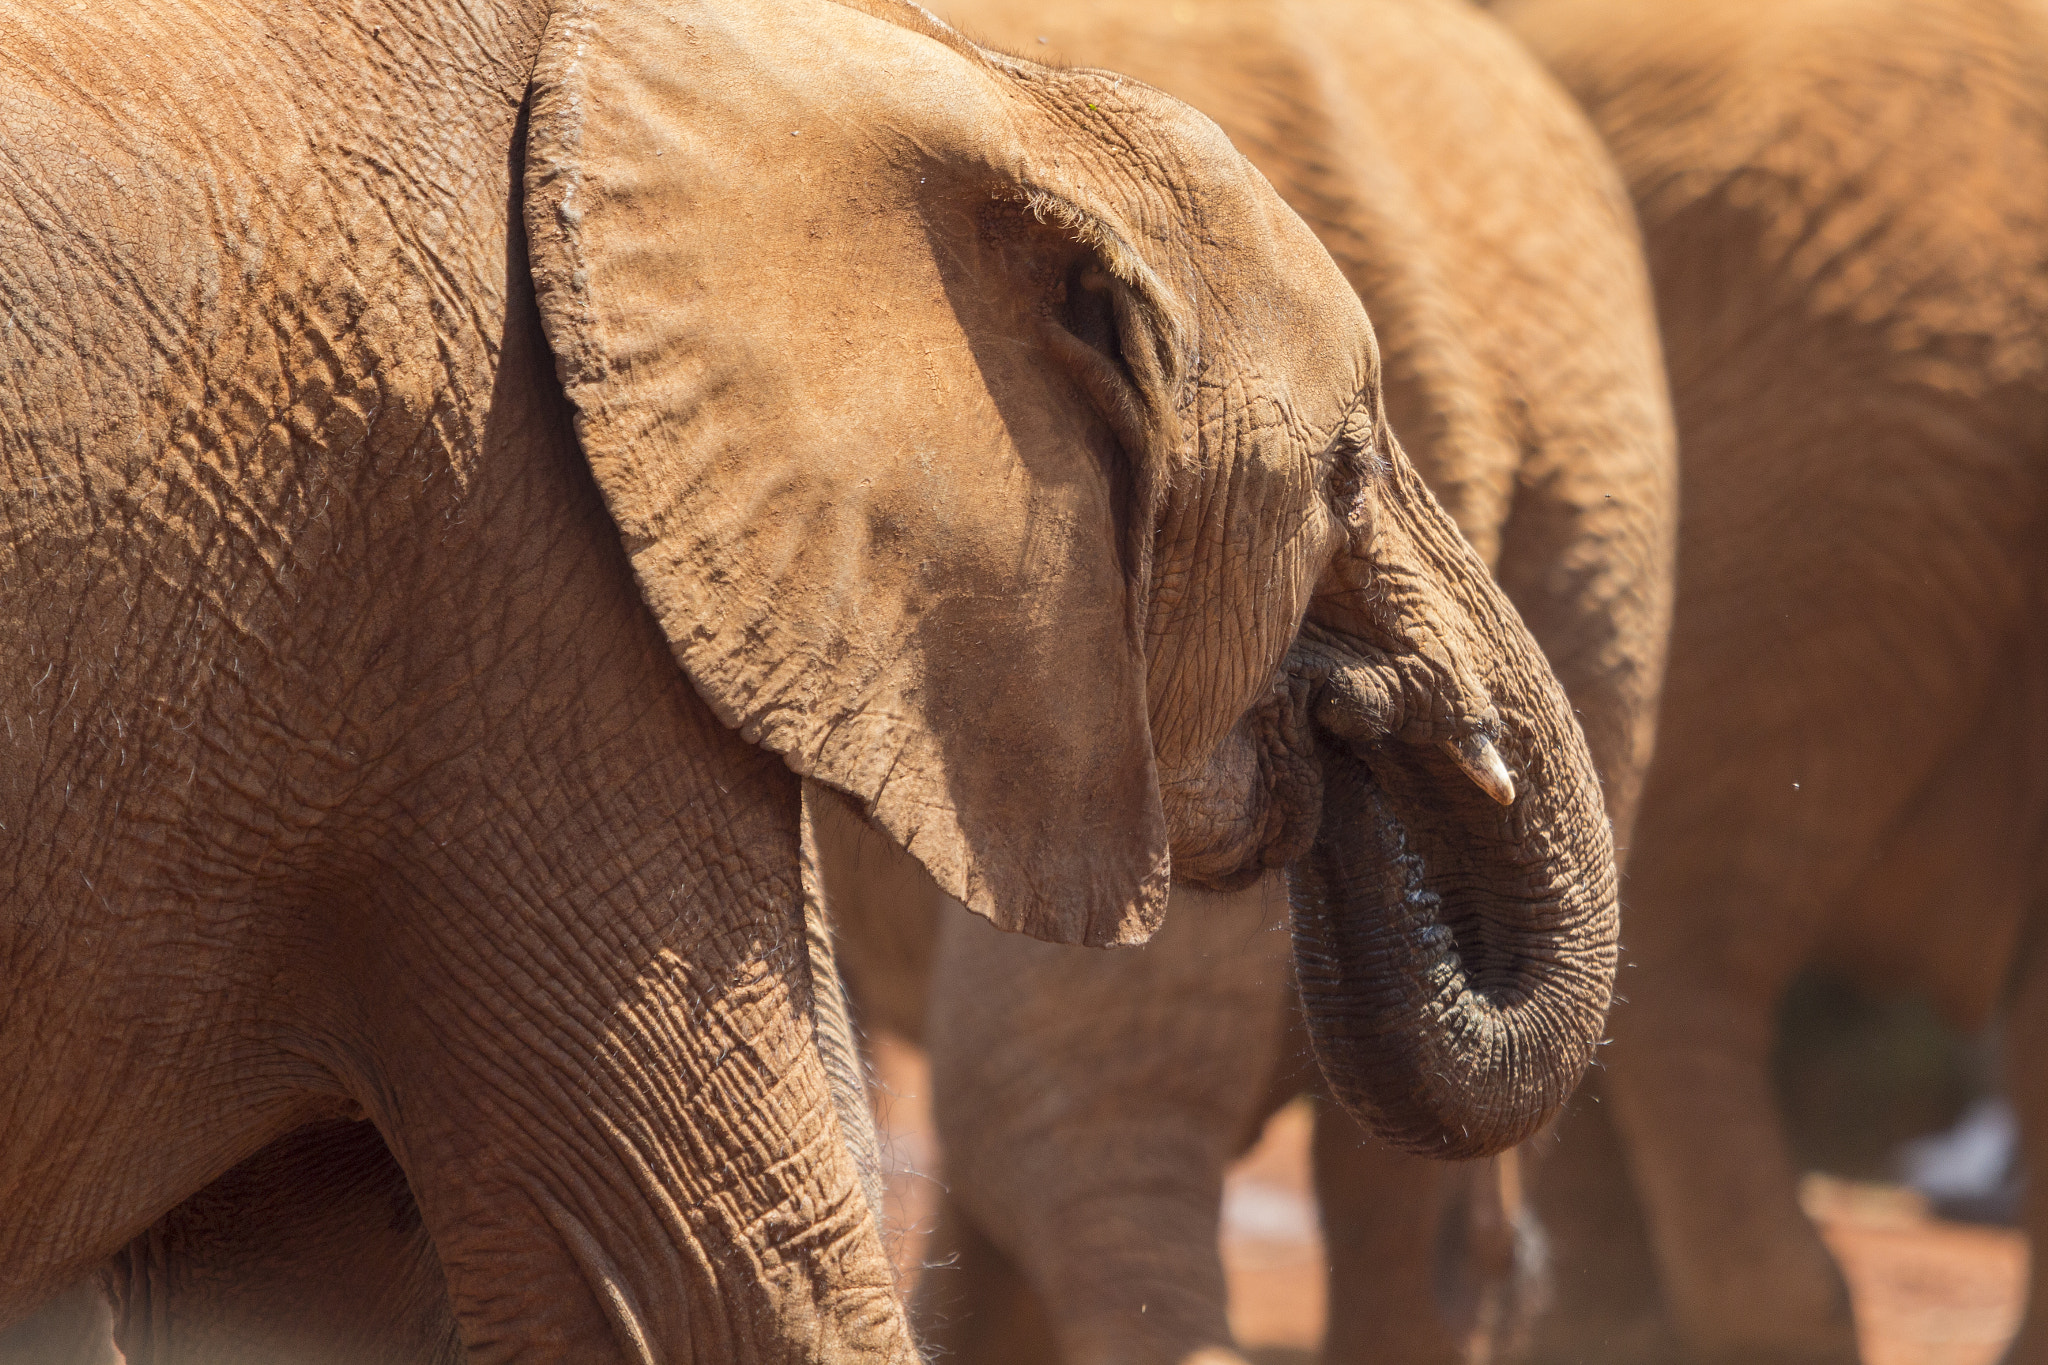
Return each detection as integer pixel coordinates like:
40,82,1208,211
870,1038,2030,1363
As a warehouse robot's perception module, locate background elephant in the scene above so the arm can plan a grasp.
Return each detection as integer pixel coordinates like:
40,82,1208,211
0,0,1624,1360
1477,0,2048,1361
833,0,1677,1362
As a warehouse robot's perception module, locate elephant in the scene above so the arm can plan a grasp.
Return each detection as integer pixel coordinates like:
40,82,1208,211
1472,0,2048,1361
823,0,1679,1362
15,842,874,1365
0,0,1626,1360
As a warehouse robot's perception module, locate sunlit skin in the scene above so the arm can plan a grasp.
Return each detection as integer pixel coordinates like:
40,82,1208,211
859,2,1676,1362
1495,0,2048,1360
0,0,1619,1359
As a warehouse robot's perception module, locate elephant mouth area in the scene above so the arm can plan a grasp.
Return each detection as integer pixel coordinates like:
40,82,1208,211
1164,636,1499,898
1157,673,1324,891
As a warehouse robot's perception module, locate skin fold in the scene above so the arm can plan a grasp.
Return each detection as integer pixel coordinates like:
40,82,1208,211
1478,1,2048,1362
844,1,1678,1363
0,857,859,1365
0,0,1620,1361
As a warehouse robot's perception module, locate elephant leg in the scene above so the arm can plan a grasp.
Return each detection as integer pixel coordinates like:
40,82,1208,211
364,882,905,1365
85,796,902,1365
1521,1079,1677,1365
1313,1104,1470,1365
800,789,889,1232
1999,916,2048,1365
102,1120,460,1365
0,1282,121,1365
803,778,944,1046
913,1200,1063,1365
921,877,1294,1365
1316,1101,1538,1365
1608,974,1858,1365
345,712,907,1363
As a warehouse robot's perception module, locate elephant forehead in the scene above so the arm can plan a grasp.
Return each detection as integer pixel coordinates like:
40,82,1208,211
1100,94,1376,415
1200,190,1379,447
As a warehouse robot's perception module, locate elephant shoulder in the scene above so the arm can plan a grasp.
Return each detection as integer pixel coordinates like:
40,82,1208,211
0,5,523,513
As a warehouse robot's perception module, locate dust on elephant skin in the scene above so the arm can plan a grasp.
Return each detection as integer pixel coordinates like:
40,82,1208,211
839,1,1679,1362
1490,0,2048,1360
0,0,1620,1359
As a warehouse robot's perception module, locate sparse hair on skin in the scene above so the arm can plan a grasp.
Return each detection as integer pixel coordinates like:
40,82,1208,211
1014,185,1192,478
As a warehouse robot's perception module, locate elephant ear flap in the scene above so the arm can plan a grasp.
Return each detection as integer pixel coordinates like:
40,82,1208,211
521,0,1170,947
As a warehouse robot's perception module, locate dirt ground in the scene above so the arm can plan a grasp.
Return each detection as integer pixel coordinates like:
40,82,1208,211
870,1038,2030,1363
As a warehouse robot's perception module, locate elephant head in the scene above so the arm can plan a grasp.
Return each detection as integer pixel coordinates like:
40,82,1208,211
523,0,1613,1155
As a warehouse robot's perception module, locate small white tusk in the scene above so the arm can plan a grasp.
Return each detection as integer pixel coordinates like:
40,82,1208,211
1443,734,1516,807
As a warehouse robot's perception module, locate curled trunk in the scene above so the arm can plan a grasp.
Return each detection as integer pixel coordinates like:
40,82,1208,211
1291,739,1615,1158
1288,456,1619,1159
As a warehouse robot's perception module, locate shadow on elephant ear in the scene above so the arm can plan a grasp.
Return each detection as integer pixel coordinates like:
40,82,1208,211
908,189,1167,903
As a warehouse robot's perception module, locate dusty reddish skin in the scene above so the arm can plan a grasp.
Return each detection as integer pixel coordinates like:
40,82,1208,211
1487,0,2048,1361
836,1,1677,1363
0,0,1618,1361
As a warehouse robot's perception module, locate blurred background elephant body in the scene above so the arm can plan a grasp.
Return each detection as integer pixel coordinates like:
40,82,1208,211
1481,0,2048,1361
830,1,1677,1362
1,0,1628,1359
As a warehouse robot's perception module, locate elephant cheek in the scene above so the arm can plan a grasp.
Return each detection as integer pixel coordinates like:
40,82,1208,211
1160,681,1323,889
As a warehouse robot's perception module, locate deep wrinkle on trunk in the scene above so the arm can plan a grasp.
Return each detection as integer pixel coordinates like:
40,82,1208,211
1287,452,1619,1159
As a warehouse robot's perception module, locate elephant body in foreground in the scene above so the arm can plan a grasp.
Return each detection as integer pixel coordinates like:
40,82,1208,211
1,0,1624,1358
1485,0,2048,1360
2,3,905,1354
841,0,1677,1361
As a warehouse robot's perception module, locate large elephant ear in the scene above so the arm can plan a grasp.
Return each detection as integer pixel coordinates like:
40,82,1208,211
523,0,1174,946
